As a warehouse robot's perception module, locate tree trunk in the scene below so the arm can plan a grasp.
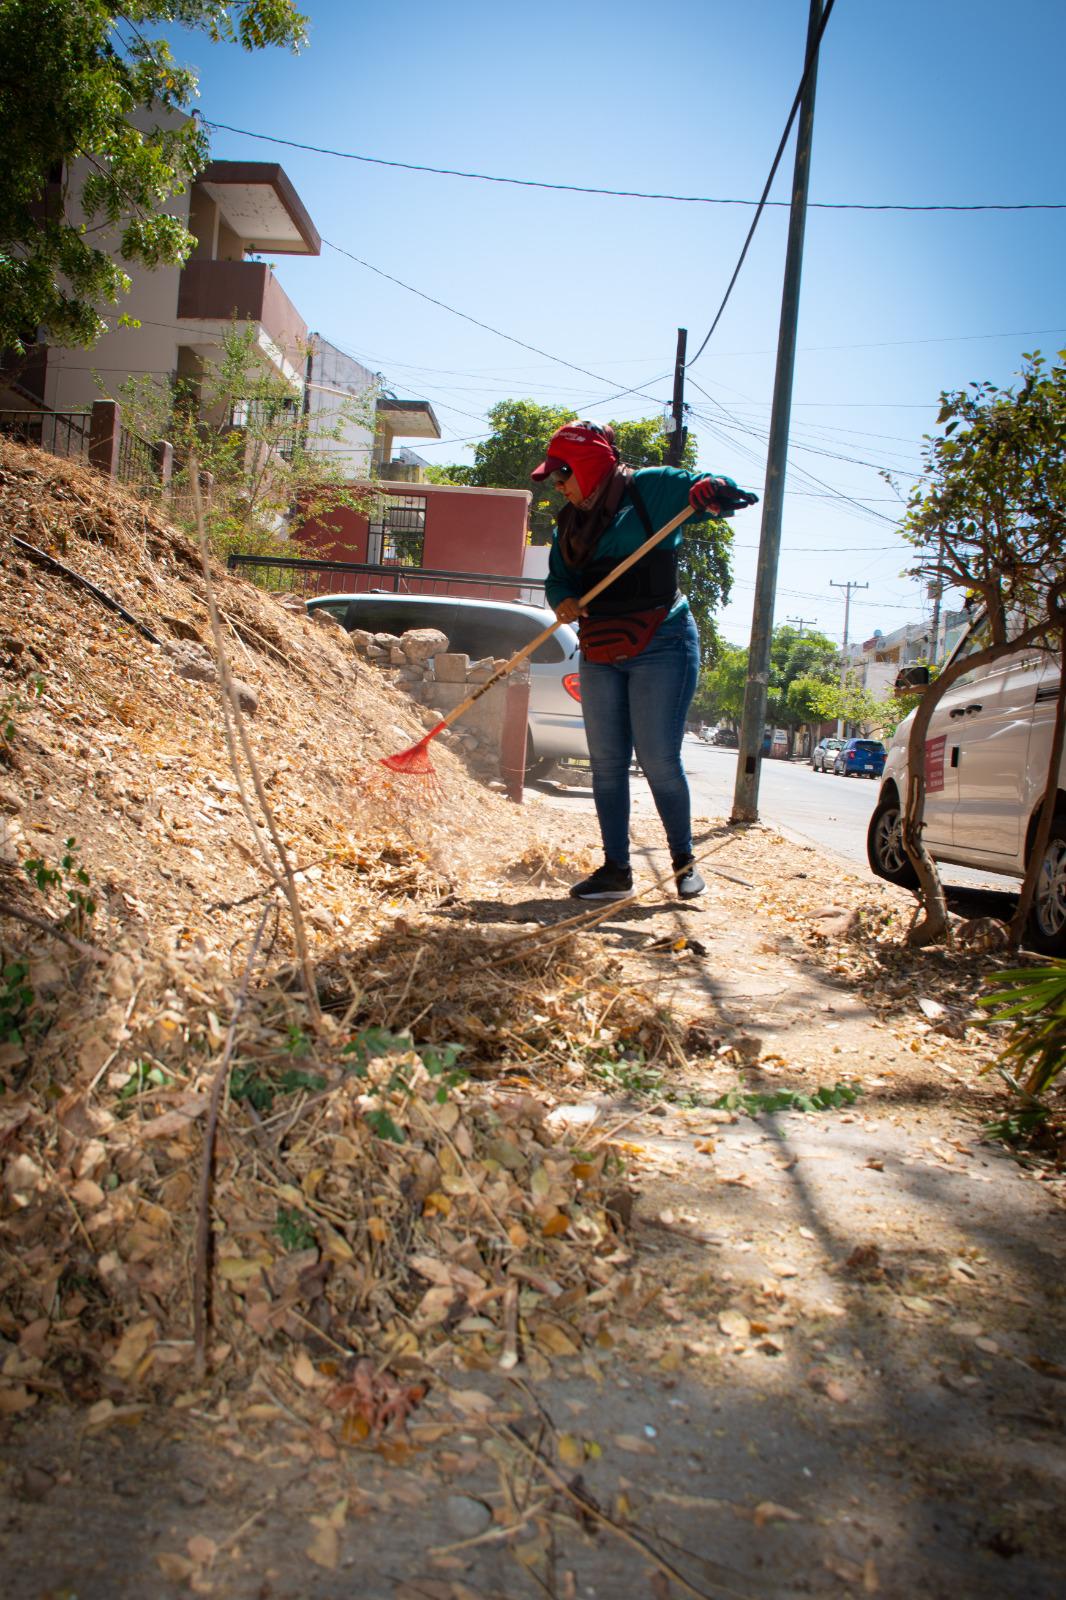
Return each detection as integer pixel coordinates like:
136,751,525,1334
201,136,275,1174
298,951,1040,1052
903,630,1044,948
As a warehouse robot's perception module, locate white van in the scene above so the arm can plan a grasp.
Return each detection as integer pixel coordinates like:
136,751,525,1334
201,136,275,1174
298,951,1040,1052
867,616,1066,954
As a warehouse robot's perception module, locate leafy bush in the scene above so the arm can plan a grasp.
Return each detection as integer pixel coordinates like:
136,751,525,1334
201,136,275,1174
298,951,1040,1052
978,962,1066,1096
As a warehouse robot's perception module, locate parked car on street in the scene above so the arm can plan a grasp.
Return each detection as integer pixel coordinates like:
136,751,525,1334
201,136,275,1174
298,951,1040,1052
868,614,1066,954
833,738,887,778
810,737,845,772
712,727,739,748
305,592,587,780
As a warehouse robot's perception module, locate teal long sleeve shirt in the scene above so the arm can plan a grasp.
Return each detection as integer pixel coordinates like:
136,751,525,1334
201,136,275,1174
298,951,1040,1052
544,465,724,616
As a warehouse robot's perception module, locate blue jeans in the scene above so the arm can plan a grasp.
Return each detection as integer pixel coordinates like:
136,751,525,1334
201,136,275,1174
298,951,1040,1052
579,606,700,866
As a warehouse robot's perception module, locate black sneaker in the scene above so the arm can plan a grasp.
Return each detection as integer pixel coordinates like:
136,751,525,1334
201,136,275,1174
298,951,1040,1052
672,854,705,899
569,859,633,900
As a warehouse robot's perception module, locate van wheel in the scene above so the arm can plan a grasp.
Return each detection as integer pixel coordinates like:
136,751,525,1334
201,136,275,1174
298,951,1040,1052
1028,815,1066,956
867,794,919,890
525,753,558,783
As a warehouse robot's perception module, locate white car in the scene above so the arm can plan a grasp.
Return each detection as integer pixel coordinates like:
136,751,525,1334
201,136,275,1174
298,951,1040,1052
305,591,588,781
867,616,1066,953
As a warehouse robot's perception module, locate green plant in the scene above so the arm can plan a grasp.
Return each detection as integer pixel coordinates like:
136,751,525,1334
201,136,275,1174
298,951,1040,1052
23,837,96,936
116,1060,173,1101
274,1204,316,1252
713,1081,862,1118
229,1063,326,1113
0,958,34,1045
982,1104,1051,1148
340,1028,467,1143
978,961,1066,1096
591,1050,667,1100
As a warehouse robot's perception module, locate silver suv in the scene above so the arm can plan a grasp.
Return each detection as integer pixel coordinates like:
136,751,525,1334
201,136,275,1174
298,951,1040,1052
305,592,588,780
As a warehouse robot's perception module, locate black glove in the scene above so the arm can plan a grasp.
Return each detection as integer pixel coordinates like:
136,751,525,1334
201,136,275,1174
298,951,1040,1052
689,476,759,518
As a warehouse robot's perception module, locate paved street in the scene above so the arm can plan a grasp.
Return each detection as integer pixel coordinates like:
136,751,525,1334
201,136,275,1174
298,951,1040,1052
539,736,1024,907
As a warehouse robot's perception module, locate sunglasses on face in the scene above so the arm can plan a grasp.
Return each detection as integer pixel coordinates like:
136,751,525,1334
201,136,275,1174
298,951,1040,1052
548,465,572,487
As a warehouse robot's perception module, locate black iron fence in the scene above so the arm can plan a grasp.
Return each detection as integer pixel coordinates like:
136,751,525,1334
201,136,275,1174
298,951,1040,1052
0,407,91,462
226,552,546,605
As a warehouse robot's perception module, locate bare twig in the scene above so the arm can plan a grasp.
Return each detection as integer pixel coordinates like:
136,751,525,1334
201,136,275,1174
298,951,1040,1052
0,897,106,961
191,464,321,1026
497,1425,742,1600
193,903,271,1381
87,981,144,1096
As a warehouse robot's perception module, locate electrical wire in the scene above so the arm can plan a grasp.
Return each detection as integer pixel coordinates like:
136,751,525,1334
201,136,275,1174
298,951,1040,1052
201,117,1066,214
688,0,837,369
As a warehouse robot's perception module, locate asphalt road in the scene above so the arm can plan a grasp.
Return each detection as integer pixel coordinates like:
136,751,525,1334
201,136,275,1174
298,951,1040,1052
684,738,881,870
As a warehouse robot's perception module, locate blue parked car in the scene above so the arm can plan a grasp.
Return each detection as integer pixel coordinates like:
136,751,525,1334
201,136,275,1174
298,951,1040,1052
833,738,887,778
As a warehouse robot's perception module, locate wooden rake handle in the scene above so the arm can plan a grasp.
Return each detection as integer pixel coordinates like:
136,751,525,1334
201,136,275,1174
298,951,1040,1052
432,503,695,733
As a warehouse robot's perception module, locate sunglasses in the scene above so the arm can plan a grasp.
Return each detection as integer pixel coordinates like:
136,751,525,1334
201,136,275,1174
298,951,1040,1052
548,465,572,487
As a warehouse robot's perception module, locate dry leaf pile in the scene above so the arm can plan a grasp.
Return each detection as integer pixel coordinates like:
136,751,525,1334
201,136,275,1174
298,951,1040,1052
0,440,659,1427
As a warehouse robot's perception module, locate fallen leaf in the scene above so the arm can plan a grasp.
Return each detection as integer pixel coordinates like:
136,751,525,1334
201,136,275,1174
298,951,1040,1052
613,1433,657,1455
717,1308,751,1340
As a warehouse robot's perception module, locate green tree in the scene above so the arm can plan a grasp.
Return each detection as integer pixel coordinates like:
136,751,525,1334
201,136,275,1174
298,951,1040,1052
432,400,699,545
0,1,307,353
897,352,1066,947
116,322,372,561
692,641,748,726
765,626,839,745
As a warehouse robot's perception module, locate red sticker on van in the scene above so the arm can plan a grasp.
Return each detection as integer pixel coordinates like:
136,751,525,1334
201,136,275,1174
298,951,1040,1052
925,734,946,794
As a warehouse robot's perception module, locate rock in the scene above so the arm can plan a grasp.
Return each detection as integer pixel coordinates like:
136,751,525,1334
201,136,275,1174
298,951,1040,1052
435,652,470,683
349,628,375,653
466,661,498,684
400,627,449,663
310,609,346,632
388,646,406,665
160,614,202,643
230,679,258,715
445,1494,493,1537
174,657,216,685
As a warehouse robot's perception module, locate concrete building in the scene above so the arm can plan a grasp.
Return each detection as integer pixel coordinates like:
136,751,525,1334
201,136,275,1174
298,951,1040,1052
25,159,320,417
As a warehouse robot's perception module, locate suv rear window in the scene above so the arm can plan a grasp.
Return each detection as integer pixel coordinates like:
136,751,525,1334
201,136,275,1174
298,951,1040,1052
852,740,885,752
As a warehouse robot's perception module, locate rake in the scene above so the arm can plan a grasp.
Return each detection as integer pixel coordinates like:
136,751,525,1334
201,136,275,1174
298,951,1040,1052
379,503,695,784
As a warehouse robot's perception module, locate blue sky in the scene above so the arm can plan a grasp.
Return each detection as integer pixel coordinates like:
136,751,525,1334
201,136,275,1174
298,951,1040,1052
171,0,1065,649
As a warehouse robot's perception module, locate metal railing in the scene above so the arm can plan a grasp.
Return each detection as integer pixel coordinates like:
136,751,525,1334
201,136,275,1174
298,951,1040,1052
116,425,158,497
226,552,546,604
0,408,91,462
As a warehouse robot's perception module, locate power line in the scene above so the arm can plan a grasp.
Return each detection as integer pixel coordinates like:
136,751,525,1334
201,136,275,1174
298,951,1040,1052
322,238,673,411
689,0,839,369
202,118,1066,214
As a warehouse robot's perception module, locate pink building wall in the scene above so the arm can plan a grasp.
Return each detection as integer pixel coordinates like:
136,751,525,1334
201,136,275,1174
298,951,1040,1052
296,481,532,598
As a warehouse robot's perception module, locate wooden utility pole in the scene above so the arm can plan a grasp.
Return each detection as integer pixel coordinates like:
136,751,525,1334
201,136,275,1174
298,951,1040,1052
732,0,824,823
787,614,816,636
831,578,867,735
666,328,688,467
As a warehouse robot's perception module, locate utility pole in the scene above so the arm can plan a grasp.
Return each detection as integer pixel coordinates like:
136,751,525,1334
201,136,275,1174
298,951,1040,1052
732,0,824,823
830,578,867,735
665,328,688,467
787,614,816,636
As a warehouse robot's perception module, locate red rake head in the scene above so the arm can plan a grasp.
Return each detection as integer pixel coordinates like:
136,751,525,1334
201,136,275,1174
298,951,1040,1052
380,733,436,774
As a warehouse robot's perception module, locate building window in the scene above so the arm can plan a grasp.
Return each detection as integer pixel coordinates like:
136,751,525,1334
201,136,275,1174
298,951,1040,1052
367,493,427,566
